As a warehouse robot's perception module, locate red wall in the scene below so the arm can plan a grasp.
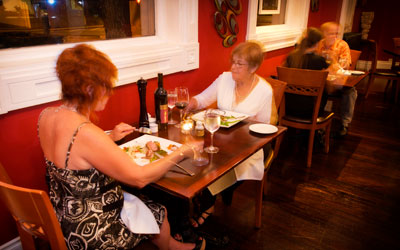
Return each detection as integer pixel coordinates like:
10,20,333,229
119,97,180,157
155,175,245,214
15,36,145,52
352,0,400,61
0,0,328,245
307,0,343,28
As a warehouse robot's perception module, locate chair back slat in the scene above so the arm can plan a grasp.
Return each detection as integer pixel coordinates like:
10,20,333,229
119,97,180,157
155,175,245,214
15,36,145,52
285,85,320,96
266,77,287,110
349,49,361,70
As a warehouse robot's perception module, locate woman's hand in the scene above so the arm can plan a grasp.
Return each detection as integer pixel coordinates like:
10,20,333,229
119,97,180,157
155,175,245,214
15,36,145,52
109,122,135,141
186,98,198,112
180,137,204,158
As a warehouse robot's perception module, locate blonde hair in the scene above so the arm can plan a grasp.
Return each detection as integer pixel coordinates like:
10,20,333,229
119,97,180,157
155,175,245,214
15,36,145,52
320,22,340,32
231,41,264,69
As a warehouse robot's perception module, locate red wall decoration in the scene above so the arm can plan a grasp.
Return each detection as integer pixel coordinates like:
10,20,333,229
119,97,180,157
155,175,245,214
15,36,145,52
213,0,242,47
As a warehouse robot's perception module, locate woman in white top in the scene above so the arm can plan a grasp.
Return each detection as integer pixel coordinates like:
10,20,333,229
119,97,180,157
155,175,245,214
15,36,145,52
186,41,277,227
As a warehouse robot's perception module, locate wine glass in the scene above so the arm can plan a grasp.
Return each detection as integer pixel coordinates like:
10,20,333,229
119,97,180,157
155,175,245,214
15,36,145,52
204,109,221,154
175,86,189,127
322,50,332,65
167,89,177,124
338,57,348,69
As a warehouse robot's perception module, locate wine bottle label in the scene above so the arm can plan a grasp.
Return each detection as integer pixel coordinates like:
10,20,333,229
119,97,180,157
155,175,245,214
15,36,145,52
160,104,168,124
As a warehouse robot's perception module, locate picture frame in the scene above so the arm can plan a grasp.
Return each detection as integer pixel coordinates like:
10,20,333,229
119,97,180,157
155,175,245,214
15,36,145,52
258,0,281,15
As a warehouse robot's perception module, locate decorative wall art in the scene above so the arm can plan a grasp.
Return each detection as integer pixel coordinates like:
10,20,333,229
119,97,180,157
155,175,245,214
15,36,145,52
258,0,281,15
214,0,242,47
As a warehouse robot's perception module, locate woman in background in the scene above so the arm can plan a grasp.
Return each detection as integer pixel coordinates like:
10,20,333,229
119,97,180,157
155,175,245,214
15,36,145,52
283,27,329,118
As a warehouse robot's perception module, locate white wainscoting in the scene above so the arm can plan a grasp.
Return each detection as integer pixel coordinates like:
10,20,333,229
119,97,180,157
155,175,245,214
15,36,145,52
0,237,21,250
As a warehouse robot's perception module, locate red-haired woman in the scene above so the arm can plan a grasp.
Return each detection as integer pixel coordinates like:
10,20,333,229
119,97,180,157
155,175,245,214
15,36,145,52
37,44,204,250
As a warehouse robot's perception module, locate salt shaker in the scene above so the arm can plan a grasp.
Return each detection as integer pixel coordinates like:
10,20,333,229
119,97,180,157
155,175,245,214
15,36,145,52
195,121,204,137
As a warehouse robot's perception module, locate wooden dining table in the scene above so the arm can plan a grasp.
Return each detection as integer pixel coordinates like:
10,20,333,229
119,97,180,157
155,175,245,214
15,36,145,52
330,72,369,88
119,120,286,200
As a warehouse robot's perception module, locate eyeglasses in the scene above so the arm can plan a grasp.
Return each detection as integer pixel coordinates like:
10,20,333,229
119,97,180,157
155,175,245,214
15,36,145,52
231,61,249,67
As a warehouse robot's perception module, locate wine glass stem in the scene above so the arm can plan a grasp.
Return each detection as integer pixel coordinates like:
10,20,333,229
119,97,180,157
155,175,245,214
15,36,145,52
180,109,183,123
210,132,214,149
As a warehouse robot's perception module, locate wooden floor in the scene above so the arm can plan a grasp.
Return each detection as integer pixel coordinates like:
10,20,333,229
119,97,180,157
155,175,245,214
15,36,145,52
205,83,400,249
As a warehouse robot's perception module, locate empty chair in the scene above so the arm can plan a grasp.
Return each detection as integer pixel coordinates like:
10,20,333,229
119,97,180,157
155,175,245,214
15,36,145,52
363,39,400,99
277,67,332,168
254,77,287,228
0,163,67,250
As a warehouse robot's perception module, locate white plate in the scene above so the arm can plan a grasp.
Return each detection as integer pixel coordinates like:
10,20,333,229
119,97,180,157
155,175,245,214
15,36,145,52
348,70,365,75
249,124,278,134
119,134,181,166
192,110,249,128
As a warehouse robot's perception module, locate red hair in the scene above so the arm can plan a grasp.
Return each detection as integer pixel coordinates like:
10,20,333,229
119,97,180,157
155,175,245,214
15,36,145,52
56,44,117,116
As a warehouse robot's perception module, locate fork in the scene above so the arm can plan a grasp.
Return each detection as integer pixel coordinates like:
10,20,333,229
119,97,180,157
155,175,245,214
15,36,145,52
154,152,194,176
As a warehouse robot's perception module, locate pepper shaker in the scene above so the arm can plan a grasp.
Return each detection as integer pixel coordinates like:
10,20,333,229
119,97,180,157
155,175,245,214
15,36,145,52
137,78,149,128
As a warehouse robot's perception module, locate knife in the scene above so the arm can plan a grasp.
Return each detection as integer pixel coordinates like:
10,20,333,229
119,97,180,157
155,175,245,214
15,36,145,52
154,152,195,176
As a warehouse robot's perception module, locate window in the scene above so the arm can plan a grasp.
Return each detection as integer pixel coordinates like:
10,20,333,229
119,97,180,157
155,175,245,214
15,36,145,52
0,0,155,49
257,0,287,26
247,0,310,51
0,0,199,114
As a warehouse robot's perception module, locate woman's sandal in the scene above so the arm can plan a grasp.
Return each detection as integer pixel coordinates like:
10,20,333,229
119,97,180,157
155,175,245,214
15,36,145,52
193,238,206,250
197,230,229,247
190,211,213,228
173,231,206,250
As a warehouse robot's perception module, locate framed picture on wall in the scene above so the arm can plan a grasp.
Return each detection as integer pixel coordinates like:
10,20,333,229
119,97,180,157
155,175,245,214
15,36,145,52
258,0,281,15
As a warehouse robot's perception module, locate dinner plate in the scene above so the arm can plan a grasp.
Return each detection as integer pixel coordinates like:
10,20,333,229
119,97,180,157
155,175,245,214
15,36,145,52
348,70,365,75
249,124,278,134
119,134,181,166
192,110,249,128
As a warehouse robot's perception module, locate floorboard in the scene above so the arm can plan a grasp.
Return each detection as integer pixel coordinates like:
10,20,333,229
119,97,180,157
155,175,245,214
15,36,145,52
204,80,400,250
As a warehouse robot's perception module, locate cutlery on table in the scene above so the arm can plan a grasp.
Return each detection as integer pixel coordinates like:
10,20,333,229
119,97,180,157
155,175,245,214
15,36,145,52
154,152,195,176
105,127,152,135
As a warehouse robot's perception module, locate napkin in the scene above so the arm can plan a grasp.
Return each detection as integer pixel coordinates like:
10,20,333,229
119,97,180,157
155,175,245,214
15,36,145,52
337,69,351,75
120,191,160,234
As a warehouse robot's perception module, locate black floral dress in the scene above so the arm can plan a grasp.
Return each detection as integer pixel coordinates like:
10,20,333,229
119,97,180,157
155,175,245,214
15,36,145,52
44,121,165,249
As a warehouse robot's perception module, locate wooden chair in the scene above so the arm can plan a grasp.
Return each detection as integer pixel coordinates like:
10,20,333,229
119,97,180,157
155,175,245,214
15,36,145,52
363,39,400,99
0,163,67,250
277,67,332,168
349,49,361,70
254,77,287,228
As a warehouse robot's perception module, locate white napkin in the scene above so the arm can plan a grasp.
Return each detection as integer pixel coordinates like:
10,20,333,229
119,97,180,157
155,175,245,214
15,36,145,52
120,192,160,234
337,68,351,75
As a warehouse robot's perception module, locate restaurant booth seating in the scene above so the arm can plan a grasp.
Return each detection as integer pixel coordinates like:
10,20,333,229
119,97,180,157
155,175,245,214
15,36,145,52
277,67,332,168
253,77,287,228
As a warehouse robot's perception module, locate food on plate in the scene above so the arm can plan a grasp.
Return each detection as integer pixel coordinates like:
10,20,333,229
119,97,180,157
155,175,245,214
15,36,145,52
220,115,241,126
167,144,179,151
123,141,176,163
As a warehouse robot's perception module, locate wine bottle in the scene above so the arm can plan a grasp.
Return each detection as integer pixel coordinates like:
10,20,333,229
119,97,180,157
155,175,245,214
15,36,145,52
137,78,149,128
154,73,168,130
